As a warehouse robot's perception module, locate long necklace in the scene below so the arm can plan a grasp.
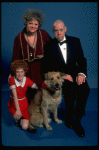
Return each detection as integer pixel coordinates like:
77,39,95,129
25,32,37,59
25,32,37,49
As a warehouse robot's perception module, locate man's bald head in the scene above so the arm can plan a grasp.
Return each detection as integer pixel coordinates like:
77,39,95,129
52,20,67,41
53,20,65,29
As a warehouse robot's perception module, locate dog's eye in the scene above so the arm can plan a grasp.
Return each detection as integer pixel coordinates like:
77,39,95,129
51,77,53,80
57,76,60,79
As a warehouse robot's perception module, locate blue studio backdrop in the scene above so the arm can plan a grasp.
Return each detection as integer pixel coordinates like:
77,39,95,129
1,2,98,146
1,2,98,89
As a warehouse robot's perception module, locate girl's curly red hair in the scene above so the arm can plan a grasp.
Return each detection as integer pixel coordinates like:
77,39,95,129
10,60,28,75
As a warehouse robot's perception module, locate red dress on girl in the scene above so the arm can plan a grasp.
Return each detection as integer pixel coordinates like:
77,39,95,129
8,76,37,120
11,28,51,87
8,76,47,120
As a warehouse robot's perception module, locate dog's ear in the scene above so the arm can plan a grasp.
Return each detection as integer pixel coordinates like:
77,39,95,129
44,73,49,80
59,72,65,83
59,72,65,77
61,77,64,83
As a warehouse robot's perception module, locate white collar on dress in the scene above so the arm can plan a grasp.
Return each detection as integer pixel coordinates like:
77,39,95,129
14,76,26,87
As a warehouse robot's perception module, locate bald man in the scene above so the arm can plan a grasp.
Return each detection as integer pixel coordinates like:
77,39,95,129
41,20,90,137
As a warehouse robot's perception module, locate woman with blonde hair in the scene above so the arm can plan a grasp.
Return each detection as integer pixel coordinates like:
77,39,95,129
9,8,51,87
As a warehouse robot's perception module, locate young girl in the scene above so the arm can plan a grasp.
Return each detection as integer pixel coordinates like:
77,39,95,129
8,60,44,131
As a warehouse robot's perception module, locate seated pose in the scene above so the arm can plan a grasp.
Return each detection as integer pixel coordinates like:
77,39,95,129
8,60,39,131
41,20,90,137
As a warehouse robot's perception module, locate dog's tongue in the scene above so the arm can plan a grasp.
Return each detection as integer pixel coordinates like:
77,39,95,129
56,88,59,90
54,87,60,90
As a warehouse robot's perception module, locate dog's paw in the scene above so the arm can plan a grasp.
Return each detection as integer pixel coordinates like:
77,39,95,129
46,125,53,130
48,118,52,123
55,119,62,124
37,124,43,128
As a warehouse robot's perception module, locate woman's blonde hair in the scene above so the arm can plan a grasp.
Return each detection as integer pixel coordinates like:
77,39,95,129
22,8,45,27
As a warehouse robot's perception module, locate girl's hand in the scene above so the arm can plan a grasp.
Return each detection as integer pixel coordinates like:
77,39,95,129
13,109,22,120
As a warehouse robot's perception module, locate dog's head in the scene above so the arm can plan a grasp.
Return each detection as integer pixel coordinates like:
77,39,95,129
44,72,64,91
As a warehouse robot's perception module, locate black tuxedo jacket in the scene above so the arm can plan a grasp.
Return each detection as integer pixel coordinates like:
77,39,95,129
41,35,87,78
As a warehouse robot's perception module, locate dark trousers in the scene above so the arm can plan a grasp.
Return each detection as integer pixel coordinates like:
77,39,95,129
62,80,90,119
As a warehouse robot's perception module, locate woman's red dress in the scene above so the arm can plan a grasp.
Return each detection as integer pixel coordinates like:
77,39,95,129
11,28,51,87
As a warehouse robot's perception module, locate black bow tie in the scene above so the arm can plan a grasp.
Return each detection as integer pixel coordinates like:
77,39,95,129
59,40,67,45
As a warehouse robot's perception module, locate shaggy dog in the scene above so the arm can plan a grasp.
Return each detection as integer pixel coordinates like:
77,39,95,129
28,72,64,131
28,90,43,132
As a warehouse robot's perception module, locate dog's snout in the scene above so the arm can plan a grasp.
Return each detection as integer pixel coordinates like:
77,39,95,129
55,83,59,88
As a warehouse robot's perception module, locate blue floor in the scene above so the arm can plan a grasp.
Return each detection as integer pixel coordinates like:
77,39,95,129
1,83,98,146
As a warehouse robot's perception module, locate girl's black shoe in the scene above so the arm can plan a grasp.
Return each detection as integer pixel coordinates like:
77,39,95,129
15,120,21,127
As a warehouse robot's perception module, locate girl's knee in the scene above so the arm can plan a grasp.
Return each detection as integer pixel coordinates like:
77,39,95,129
21,119,29,130
22,123,28,130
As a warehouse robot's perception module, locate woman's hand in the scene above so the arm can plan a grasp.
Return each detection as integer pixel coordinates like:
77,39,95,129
8,74,11,83
13,109,22,120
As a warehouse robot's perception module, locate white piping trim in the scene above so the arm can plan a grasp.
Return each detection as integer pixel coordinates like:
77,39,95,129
10,96,26,100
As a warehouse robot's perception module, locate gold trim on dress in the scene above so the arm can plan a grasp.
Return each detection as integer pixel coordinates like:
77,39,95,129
20,31,24,59
19,30,44,62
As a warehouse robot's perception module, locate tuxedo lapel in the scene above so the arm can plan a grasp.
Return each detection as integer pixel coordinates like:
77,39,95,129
66,35,72,64
55,42,66,65
66,41,70,64
52,36,72,65
58,46,66,63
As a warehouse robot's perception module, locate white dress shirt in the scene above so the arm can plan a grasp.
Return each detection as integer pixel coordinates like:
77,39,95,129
58,36,86,77
58,37,67,63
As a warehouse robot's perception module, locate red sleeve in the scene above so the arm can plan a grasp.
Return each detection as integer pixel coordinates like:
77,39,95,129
9,77,16,90
9,77,15,86
26,78,34,87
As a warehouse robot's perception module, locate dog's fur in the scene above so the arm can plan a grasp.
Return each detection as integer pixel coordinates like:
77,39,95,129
28,72,64,131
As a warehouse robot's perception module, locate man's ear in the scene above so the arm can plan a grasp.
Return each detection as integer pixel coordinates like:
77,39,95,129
52,28,54,34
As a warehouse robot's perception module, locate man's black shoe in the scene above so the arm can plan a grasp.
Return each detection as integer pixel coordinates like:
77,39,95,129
73,118,85,137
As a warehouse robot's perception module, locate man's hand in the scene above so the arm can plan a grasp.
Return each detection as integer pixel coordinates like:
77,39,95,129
63,74,73,82
76,74,86,85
